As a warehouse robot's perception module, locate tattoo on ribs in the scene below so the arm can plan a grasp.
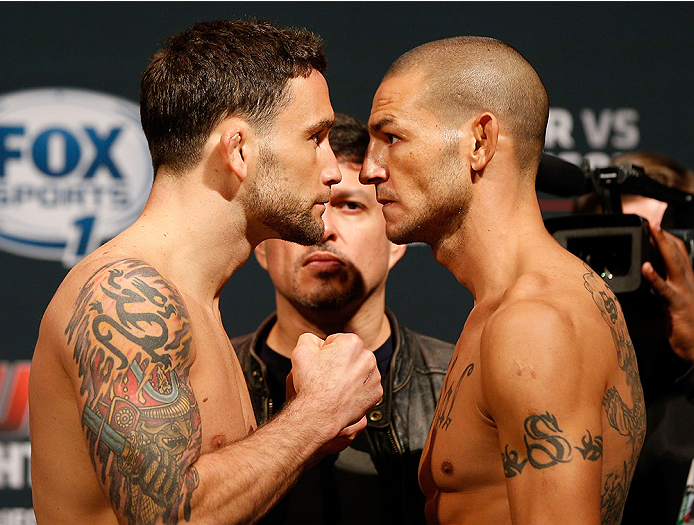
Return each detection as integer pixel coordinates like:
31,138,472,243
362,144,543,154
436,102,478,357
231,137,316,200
582,264,646,525
66,259,201,525
433,357,474,431
502,412,602,478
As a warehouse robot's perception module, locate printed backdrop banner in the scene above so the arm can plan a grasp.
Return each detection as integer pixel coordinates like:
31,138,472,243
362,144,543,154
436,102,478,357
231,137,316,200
0,2,692,519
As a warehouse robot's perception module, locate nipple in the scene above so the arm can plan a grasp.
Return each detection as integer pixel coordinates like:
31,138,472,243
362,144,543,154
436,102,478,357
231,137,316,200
210,434,228,450
441,461,454,475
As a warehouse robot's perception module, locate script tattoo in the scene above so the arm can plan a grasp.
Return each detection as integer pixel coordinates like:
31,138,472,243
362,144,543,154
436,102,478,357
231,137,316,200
583,264,646,525
66,259,201,525
433,357,474,430
502,413,602,479
524,412,573,469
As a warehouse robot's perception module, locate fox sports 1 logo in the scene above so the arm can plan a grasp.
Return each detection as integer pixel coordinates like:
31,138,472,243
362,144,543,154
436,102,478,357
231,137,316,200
0,88,153,267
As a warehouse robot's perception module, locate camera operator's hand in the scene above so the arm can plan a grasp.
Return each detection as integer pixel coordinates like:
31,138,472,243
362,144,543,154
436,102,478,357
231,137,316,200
642,223,694,363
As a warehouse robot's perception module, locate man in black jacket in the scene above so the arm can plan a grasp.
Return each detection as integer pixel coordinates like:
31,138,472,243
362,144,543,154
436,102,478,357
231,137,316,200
232,113,454,525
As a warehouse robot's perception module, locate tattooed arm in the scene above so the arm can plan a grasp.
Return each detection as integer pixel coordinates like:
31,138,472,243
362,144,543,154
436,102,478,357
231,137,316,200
480,301,605,525
63,259,381,525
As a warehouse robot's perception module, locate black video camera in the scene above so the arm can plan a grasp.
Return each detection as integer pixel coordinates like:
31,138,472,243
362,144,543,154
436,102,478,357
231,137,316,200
540,155,694,297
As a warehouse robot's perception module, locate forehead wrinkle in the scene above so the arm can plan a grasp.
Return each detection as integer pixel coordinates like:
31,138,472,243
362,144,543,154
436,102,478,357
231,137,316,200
370,76,433,136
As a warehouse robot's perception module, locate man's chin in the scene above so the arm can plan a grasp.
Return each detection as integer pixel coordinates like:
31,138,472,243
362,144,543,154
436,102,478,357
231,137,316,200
386,223,422,246
293,275,362,311
278,219,324,246
294,292,355,311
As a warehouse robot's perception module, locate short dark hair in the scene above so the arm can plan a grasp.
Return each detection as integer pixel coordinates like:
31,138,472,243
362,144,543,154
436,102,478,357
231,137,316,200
387,36,549,174
140,19,326,175
329,113,369,164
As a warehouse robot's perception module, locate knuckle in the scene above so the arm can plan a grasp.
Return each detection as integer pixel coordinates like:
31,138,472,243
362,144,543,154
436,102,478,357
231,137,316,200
342,332,362,346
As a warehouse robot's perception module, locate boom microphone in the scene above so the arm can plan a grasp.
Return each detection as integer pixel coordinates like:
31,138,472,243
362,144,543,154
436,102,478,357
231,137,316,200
536,154,594,197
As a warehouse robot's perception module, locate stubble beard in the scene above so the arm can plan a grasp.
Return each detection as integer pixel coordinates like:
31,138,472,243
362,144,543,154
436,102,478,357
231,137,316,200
387,145,469,247
290,246,366,311
248,144,325,246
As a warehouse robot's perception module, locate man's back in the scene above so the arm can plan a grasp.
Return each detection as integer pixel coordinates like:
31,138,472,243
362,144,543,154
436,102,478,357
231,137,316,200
420,243,646,524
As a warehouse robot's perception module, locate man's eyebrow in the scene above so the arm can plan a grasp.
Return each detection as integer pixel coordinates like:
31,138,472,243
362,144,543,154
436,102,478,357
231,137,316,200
331,187,368,200
368,116,394,135
306,117,335,136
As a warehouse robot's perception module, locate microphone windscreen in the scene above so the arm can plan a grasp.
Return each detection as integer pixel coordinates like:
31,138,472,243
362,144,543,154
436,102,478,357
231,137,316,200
536,155,593,197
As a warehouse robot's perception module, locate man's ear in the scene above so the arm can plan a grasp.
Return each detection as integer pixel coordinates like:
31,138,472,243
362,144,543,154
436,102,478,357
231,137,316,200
387,242,407,271
254,241,269,270
469,112,499,172
219,120,253,182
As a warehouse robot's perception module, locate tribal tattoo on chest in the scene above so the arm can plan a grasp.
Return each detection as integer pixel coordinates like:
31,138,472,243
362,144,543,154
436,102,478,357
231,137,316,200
66,259,201,525
433,356,474,431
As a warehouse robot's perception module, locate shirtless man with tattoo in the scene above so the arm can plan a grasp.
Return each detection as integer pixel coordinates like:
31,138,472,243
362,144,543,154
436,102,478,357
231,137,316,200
29,20,382,525
360,36,646,525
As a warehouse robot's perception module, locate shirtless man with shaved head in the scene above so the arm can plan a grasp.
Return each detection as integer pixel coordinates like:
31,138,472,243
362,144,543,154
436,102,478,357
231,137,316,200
360,36,646,525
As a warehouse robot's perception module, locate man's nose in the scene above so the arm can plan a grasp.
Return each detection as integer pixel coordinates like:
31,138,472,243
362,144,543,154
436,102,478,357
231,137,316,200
359,144,387,186
321,147,342,187
321,205,338,243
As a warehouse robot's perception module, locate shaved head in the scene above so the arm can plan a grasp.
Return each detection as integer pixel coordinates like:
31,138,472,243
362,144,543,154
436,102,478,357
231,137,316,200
386,36,549,173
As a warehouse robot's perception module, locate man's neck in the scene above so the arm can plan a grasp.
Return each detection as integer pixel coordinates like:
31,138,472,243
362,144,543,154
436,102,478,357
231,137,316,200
266,294,392,358
433,184,550,303
117,174,255,306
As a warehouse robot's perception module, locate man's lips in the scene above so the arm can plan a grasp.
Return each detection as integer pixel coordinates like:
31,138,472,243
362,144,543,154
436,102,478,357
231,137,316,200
303,252,345,268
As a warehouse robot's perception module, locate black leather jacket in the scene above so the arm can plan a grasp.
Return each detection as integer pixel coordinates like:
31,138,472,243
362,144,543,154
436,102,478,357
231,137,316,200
232,310,454,524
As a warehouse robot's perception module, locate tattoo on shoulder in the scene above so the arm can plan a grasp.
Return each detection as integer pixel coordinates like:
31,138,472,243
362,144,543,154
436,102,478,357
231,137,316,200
502,412,601,478
582,264,646,525
66,259,201,524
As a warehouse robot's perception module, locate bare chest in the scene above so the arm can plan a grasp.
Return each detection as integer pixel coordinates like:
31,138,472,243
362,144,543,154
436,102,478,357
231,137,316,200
187,319,257,454
420,336,506,495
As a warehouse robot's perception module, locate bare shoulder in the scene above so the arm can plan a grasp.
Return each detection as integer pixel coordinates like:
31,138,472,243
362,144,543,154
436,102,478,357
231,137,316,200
67,257,193,365
479,261,645,525
479,262,633,408
479,292,588,405
32,256,203,524
485,261,628,356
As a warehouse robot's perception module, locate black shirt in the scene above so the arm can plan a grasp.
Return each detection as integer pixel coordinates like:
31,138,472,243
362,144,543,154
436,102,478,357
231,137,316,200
256,335,394,525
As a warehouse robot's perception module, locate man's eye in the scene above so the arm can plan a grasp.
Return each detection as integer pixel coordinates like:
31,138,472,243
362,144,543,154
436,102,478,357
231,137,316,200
386,134,400,145
337,201,363,211
312,129,329,145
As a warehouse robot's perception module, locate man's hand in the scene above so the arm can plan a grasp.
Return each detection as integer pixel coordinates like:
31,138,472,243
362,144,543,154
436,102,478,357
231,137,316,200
288,332,382,447
643,223,694,363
